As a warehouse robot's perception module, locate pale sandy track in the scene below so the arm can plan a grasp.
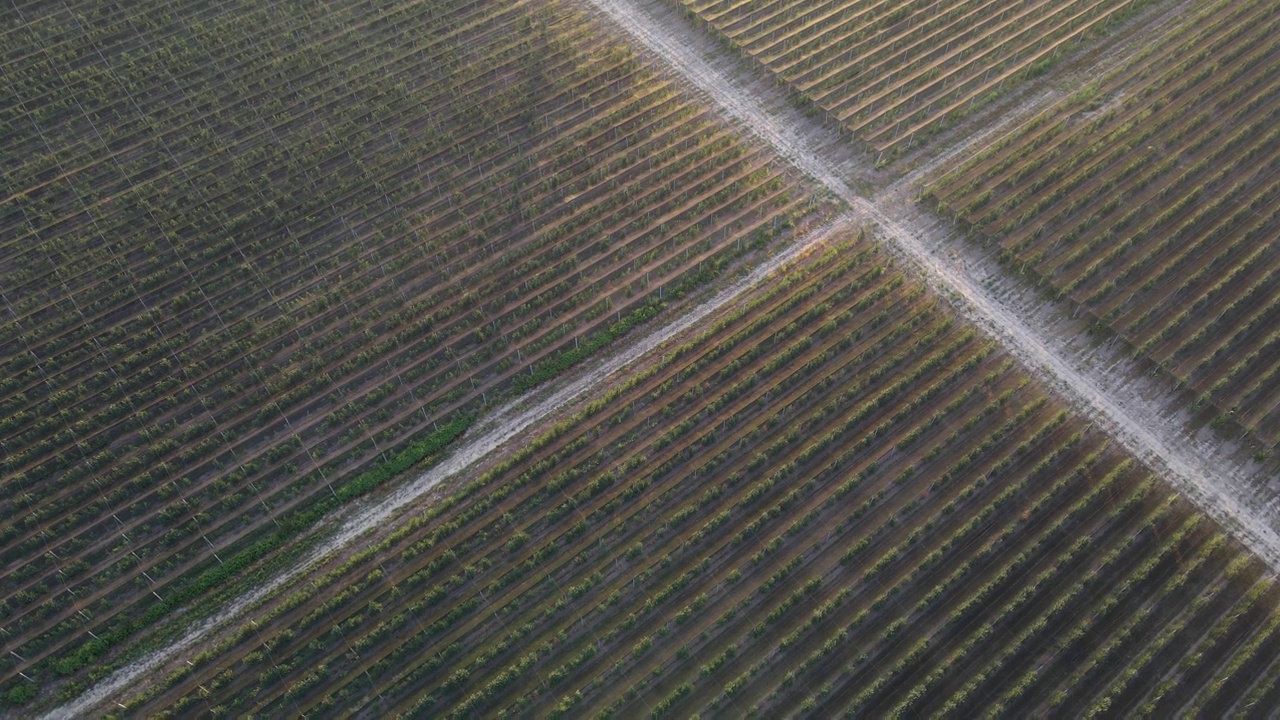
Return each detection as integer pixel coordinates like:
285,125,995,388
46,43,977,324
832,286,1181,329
584,0,1280,570
44,213,859,719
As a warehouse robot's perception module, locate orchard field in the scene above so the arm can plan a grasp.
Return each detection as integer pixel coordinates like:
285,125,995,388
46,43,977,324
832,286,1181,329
0,0,826,702
927,0,1280,447
6,0,1280,713
123,229,1280,717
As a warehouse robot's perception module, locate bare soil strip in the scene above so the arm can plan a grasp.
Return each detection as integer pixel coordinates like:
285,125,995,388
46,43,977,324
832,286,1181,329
44,213,859,719
583,0,1280,570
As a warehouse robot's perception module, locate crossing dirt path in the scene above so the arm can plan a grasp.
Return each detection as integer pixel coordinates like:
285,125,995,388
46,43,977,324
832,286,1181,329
583,0,1279,568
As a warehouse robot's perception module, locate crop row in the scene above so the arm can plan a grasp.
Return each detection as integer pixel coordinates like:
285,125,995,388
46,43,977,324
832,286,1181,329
927,0,1280,446
116,226,1280,716
668,0,1153,160
0,0,829,702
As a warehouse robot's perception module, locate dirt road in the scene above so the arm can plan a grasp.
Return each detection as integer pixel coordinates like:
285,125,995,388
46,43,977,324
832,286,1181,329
45,213,861,719
585,0,1280,570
